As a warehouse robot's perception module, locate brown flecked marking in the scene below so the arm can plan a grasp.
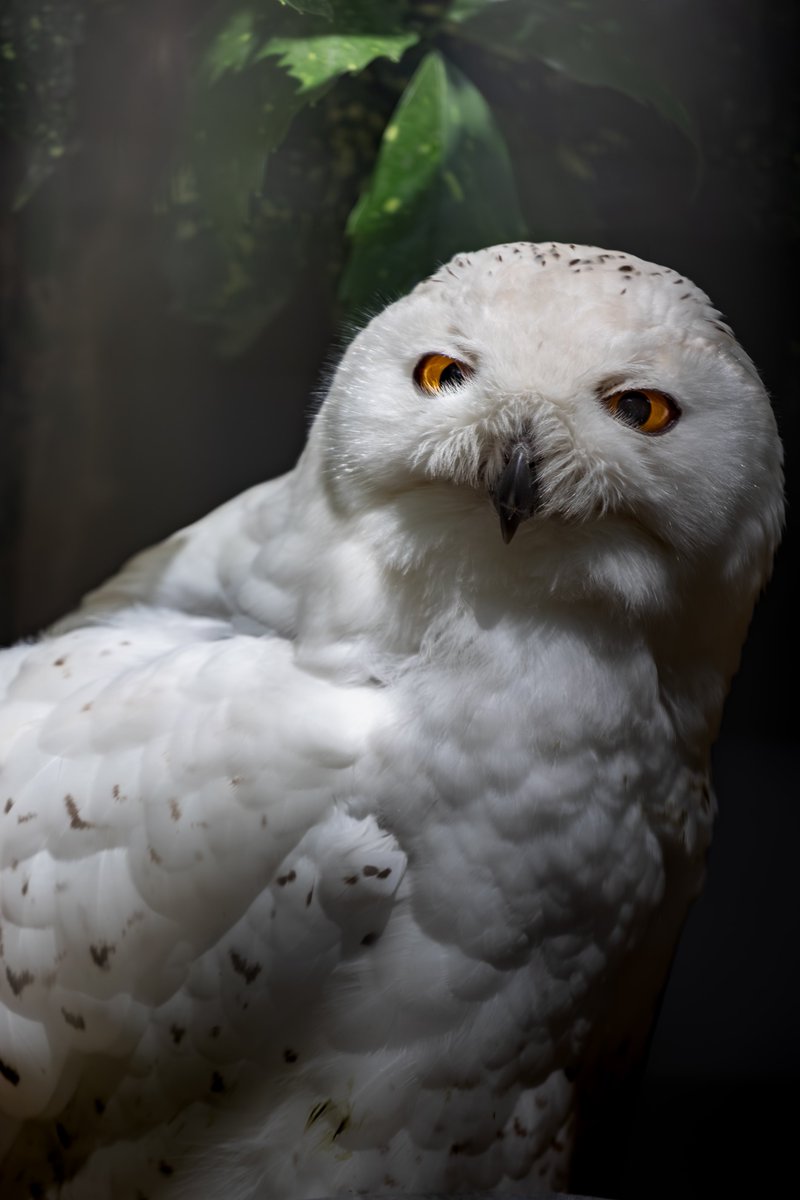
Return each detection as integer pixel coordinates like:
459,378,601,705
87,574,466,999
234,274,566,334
277,870,296,886
4,798,12,813
376,867,391,879
230,776,242,787
61,1007,86,1031
618,264,633,272
158,1161,174,1176
82,702,92,712
283,1048,298,1063
170,1025,186,1045
21,879,29,896
305,887,313,907
513,1117,528,1137
0,1056,20,1086
54,657,66,667
343,875,358,885
17,812,36,824
362,864,380,876
168,798,182,822
229,949,261,984
89,942,115,970
149,846,163,865
112,785,121,800
65,795,93,830
6,967,34,996
210,1071,225,1093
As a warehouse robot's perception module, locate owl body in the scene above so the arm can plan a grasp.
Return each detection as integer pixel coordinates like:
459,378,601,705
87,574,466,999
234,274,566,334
0,244,783,1197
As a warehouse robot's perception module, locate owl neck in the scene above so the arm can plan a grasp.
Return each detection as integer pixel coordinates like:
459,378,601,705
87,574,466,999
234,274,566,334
287,449,747,756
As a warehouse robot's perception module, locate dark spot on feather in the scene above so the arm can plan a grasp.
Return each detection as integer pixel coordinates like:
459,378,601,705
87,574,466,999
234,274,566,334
149,846,162,864
55,1123,72,1149
21,879,29,896
170,1024,186,1045
4,798,12,813
112,785,121,800
168,798,182,821
94,1097,105,1115
569,258,580,266
0,1056,20,1086
82,702,92,712
158,1161,174,1176
362,865,379,877
450,1141,468,1155
6,967,34,996
229,949,261,984
210,1071,225,1093
343,875,358,885
284,1048,298,1063
333,1116,349,1139
277,870,296,886
306,887,314,907
361,932,379,946
65,795,93,830
210,1026,220,1039
89,942,115,970
230,776,241,787
306,1100,330,1128
62,1008,85,1031
620,288,627,295
29,1182,45,1198
514,1117,528,1137
53,657,66,667
552,1136,565,1151
618,265,633,272
377,867,391,879
17,812,36,823
261,814,268,827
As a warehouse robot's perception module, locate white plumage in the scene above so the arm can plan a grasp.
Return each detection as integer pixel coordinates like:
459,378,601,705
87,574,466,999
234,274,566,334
0,242,784,1198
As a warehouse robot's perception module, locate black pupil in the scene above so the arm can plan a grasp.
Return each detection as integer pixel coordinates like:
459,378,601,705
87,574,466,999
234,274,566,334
617,391,652,426
439,361,466,389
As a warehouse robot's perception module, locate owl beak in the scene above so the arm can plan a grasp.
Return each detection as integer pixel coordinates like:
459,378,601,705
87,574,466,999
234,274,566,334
490,443,539,544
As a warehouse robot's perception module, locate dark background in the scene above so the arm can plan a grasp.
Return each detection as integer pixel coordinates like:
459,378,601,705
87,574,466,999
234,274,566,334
1,2,797,1196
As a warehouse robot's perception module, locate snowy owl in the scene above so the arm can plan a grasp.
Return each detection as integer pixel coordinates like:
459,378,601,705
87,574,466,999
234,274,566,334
0,242,784,1199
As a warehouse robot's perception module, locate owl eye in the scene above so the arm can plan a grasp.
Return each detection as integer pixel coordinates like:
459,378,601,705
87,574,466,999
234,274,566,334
604,388,680,434
414,353,473,394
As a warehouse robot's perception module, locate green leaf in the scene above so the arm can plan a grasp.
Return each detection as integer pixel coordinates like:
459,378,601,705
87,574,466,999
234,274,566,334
339,51,526,315
447,0,700,155
261,31,418,92
281,0,334,17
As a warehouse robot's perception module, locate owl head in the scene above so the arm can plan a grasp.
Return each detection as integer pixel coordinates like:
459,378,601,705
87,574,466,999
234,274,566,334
313,242,783,625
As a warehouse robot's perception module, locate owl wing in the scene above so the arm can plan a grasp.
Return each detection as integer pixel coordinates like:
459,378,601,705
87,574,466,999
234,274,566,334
0,610,400,1178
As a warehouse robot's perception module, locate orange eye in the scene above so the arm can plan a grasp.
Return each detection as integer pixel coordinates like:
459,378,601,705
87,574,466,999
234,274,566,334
604,388,680,434
414,353,473,394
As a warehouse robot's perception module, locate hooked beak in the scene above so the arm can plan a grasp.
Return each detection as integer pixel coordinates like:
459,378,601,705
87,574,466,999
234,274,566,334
490,443,539,544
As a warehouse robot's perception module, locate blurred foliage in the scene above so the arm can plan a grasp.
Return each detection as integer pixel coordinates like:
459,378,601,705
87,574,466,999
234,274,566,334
2,0,776,353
